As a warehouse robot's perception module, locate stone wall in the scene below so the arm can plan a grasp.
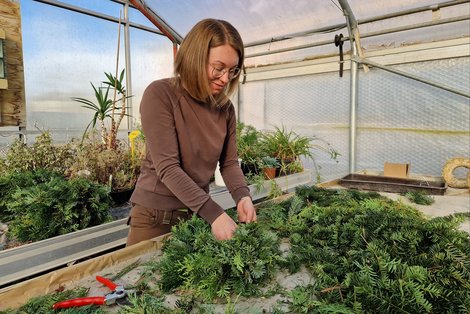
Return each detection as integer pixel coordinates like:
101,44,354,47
0,0,26,127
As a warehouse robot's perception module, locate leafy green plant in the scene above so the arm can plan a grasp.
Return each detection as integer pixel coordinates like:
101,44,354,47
258,156,280,169
259,125,339,178
236,122,264,175
245,172,266,194
0,168,58,222
258,156,280,180
72,82,113,144
236,123,340,181
267,180,283,199
260,125,313,162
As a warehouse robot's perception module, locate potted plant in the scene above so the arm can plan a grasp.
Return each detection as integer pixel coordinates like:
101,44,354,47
236,122,264,176
66,133,141,205
259,156,280,179
259,125,339,177
70,67,138,204
72,13,131,151
71,69,131,150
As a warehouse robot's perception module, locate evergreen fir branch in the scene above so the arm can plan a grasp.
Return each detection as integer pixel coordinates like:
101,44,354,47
155,216,284,302
281,186,470,313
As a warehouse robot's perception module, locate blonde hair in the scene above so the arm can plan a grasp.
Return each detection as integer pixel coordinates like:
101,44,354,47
174,19,244,108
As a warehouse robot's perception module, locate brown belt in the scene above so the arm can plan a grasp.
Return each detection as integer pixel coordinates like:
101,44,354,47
162,208,190,224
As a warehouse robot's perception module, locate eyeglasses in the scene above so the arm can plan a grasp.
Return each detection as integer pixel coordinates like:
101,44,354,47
210,63,241,80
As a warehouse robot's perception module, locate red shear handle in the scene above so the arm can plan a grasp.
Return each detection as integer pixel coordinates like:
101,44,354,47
53,296,105,309
96,275,118,291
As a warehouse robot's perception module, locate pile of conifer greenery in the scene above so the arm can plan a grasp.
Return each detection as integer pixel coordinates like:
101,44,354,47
0,168,112,242
3,186,469,313
277,186,469,313
154,186,469,313
157,215,284,302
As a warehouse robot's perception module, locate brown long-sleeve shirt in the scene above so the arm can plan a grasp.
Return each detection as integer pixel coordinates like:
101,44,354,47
130,78,250,224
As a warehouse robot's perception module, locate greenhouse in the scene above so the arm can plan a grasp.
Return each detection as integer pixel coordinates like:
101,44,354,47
0,0,469,313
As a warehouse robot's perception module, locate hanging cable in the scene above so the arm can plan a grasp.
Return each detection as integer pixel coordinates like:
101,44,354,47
334,33,344,77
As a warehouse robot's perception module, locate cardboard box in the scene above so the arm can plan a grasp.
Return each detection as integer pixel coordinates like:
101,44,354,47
384,162,410,178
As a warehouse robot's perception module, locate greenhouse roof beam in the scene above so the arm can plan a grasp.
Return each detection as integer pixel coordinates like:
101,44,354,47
245,13,468,59
357,0,468,25
245,0,466,59
244,23,347,48
33,0,162,35
128,0,183,45
245,0,464,48
354,56,470,99
359,15,470,40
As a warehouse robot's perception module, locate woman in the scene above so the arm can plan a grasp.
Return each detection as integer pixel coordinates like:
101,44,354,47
126,19,257,246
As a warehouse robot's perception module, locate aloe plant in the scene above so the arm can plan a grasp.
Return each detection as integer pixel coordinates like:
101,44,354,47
72,69,131,149
72,82,113,145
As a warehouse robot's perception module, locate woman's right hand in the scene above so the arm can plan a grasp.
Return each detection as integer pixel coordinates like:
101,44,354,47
211,212,237,240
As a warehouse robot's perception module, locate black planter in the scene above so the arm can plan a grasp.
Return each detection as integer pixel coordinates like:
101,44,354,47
241,162,260,176
110,188,134,206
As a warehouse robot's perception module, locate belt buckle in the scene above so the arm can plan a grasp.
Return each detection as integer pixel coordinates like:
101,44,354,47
162,210,172,224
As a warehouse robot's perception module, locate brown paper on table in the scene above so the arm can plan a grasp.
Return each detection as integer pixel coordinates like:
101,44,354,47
0,234,170,310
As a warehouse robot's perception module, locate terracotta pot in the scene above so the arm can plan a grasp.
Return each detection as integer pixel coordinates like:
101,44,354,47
263,167,277,180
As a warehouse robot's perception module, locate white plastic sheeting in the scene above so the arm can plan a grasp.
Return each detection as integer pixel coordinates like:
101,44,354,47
141,0,469,66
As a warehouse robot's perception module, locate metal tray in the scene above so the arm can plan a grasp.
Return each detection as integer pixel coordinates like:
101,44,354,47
339,173,447,195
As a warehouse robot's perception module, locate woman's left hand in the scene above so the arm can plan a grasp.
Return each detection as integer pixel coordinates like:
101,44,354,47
237,196,257,223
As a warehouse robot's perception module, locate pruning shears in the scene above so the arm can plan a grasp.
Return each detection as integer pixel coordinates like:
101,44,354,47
52,276,128,309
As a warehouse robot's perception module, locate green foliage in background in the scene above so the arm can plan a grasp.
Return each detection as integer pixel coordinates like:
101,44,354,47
0,131,75,176
236,122,264,175
72,70,132,150
67,134,140,192
404,191,435,205
0,168,59,222
236,122,340,182
259,125,340,179
1,169,112,242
